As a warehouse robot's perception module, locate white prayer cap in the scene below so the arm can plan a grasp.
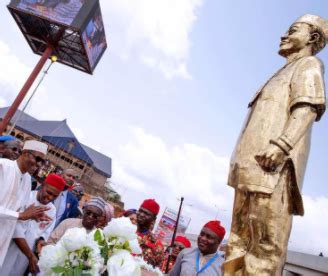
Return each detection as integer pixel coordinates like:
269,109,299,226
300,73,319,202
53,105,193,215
295,14,328,41
23,140,48,155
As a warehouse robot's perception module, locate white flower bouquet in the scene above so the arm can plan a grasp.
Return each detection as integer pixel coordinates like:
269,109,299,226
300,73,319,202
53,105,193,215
39,227,104,276
39,217,163,276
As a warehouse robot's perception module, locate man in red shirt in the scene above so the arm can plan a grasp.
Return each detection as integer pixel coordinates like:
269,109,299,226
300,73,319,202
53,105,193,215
160,236,191,273
136,199,164,267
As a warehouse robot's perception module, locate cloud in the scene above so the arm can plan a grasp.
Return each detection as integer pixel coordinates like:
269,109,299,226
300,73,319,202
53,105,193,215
0,40,31,94
71,126,86,141
0,96,7,107
111,127,233,234
289,195,328,255
0,39,59,120
111,127,328,255
101,0,203,79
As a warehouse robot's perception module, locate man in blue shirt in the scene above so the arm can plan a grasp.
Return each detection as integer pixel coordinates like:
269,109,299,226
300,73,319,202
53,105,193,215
54,168,79,227
169,220,226,276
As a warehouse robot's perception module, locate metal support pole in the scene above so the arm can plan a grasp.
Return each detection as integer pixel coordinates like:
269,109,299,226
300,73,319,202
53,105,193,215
7,56,57,135
0,45,53,134
165,197,184,274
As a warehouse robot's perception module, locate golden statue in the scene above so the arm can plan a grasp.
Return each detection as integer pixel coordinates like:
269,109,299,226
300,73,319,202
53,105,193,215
224,15,328,275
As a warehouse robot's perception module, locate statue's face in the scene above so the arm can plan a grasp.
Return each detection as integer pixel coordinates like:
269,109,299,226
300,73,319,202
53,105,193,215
279,23,311,57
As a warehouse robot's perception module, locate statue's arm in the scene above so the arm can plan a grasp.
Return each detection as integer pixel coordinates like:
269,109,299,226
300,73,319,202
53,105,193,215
255,105,316,172
273,105,317,152
256,57,325,172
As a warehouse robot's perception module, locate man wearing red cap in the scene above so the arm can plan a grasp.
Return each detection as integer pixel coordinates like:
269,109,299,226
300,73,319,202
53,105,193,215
160,236,191,273
136,199,164,267
0,174,65,275
169,220,226,276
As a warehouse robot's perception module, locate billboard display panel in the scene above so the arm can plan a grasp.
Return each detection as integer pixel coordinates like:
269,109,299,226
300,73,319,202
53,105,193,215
81,6,106,70
155,207,191,246
13,0,83,26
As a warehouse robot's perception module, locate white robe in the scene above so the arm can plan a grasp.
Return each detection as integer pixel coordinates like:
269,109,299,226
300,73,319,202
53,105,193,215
0,191,56,275
0,158,31,268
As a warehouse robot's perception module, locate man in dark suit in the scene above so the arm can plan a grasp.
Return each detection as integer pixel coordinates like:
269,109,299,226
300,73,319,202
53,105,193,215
54,168,79,227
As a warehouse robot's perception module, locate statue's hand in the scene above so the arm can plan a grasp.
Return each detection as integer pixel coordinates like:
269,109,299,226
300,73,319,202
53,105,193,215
255,144,286,172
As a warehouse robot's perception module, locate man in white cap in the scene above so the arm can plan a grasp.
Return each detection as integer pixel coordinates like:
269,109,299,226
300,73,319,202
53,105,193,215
0,140,51,268
224,15,327,275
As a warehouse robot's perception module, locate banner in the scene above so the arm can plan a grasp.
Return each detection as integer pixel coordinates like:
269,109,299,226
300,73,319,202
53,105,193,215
155,207,191,246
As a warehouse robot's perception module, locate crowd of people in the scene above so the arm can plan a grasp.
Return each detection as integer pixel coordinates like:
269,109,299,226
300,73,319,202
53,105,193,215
0,135,226,275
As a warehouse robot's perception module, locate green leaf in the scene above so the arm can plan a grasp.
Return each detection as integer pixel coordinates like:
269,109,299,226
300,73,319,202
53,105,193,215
73,266,82,276
52,266,66,273
94,229,103,243
66,271,74,276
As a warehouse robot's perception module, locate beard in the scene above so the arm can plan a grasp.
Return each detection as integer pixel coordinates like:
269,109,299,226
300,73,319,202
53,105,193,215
278,46,292,57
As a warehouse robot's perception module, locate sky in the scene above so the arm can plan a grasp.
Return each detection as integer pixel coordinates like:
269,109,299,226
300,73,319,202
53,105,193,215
1,0,328,255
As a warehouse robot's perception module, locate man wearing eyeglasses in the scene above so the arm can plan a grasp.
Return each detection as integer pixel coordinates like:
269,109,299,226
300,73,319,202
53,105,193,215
160,236,191,273
0,135,15,157
47,196,106,244
54,168,80,227
0,140,51,268
2,139,22,160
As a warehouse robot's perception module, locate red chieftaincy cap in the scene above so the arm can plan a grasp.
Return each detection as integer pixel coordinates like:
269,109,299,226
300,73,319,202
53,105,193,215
175,236,191,248
45,173,66,191
203,220,226,239
140,199,160,215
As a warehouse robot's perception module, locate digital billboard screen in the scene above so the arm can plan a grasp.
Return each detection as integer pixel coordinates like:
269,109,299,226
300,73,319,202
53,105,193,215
14,0,84,26
81,6,106,71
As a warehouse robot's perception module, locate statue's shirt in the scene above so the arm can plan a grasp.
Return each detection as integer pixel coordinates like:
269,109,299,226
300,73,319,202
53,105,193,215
228,56,326,215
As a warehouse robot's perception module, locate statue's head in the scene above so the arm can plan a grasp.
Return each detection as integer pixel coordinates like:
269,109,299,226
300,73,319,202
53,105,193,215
279,14,328,58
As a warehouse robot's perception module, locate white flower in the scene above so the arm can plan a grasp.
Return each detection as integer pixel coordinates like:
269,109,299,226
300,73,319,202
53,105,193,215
86,231,101,254
86,230,105,275
129,239,142,254
103,217,137,242
107,249,141,276
39,228,105,276
134,257,164,276
89,257,104,276
69,252,79,266
38,244,67,275
60,227,88,251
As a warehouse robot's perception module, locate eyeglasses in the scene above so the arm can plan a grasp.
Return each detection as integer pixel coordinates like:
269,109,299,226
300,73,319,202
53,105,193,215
8,147,22,155
28,151,45,165
73,190,84,196
66,173,78,180
173,243,186,251
84,209,101,219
